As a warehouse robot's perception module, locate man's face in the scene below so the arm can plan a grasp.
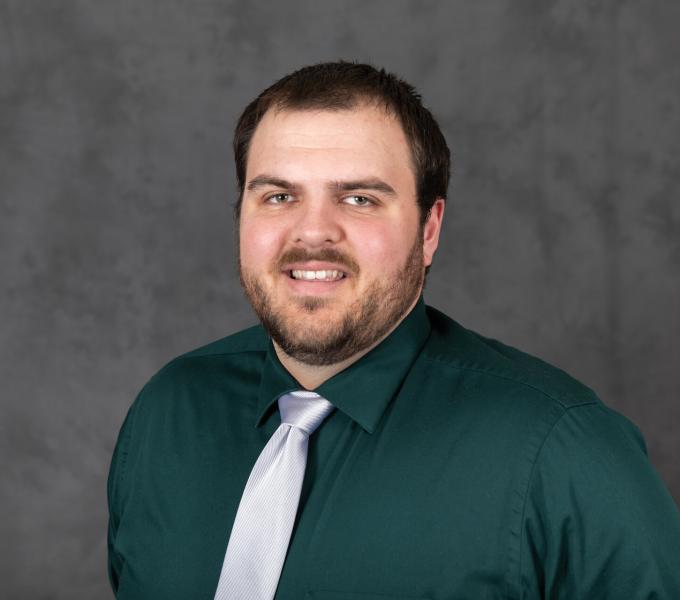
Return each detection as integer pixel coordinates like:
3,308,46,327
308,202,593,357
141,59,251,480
238,103,443,366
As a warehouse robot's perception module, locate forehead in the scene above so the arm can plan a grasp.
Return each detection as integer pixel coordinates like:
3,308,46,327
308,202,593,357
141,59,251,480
245,104,416,189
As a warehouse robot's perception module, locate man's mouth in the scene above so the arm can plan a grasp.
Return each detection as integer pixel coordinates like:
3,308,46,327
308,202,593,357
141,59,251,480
288,269,347,282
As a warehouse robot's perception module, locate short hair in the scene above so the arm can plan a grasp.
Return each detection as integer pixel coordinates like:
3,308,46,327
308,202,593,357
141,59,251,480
233,61,451,226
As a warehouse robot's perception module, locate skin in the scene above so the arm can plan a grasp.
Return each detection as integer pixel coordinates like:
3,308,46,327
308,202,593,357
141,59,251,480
238,102,445,390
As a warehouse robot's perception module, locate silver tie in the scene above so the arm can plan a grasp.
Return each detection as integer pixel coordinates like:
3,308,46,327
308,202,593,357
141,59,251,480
213,390,335,600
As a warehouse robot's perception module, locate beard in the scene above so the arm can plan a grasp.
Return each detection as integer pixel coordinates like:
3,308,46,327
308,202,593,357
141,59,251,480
239,231,425,366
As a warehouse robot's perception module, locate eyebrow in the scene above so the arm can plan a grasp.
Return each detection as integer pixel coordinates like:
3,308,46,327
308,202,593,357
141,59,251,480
246,174,397,197
331,178,397,197
246,175,299,192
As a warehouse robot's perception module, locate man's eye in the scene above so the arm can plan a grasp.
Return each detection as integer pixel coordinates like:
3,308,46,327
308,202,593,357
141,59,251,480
265,193,292,204
343,195,373,207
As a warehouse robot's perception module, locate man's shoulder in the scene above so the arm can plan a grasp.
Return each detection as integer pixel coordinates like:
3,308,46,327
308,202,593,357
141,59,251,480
177,323,270,360
143,323,270,391
423,305,599,410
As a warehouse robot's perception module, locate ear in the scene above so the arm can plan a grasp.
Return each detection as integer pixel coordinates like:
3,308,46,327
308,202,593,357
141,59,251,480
422,198,445,267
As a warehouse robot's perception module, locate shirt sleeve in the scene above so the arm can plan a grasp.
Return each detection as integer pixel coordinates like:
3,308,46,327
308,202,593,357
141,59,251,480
520,402,680,599
107,392,142,594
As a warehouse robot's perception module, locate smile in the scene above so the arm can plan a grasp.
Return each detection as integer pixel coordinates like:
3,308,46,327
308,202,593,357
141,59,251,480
289,270,346,282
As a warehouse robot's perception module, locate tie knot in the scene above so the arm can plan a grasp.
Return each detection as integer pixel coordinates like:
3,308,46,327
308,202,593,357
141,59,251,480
278,391,335,435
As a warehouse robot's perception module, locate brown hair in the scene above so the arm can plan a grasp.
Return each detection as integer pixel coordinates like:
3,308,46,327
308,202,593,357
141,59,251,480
233,61,451,225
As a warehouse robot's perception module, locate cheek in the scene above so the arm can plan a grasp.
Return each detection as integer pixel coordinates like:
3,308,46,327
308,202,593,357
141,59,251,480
348,224,408,270
239,218,285,268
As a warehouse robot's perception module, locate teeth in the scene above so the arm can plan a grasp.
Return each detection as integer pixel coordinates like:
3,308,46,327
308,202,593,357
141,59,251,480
291,269,345,281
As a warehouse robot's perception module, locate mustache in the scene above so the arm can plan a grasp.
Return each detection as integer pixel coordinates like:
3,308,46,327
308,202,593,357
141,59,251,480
277,247,360,276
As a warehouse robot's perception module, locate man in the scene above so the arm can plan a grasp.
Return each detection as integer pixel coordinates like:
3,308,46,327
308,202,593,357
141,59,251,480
107,62,680,599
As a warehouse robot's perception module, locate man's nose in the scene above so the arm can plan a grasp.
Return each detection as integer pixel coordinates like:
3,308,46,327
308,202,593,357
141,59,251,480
290,198,343,247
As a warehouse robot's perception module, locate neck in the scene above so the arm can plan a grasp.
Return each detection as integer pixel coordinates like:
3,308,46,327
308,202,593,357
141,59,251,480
273,295,420,390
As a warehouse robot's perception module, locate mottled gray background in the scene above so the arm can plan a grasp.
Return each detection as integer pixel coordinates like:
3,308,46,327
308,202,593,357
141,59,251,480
2,0,679,597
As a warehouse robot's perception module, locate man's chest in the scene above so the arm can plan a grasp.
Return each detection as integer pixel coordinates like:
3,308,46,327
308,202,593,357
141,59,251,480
113,407,528,599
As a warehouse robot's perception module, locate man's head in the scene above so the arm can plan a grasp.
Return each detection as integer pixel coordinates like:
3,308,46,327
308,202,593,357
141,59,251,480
233,61,450,226
235,62,450,367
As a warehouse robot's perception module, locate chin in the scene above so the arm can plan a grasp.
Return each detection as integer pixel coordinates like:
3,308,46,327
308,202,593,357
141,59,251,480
282,308,343,336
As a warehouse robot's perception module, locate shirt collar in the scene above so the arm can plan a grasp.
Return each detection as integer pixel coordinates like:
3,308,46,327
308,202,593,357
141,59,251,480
255,296,431,433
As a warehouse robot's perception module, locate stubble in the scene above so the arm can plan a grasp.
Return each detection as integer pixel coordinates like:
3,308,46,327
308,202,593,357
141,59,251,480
239,231,425,366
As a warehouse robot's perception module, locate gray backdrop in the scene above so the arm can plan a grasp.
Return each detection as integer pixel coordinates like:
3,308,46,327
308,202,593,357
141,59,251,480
2,1,679,598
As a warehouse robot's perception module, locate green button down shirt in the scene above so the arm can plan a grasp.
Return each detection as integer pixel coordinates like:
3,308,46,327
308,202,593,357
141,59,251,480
108,298,680,599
